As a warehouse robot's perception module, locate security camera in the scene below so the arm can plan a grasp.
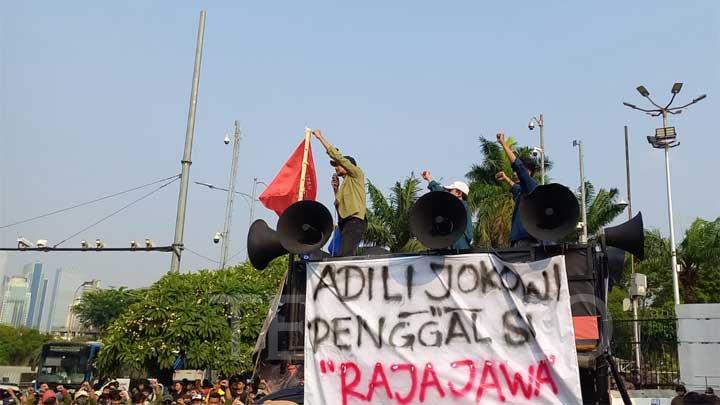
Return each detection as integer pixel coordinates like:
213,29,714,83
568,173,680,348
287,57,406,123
531,147,543,157
17,237,32,249
80,240,89,249
528,120,536,130
223,134,231,145
95,239,105,249
36,239,48,249
213,232,222,244
130,240,138,249
145,239,154,249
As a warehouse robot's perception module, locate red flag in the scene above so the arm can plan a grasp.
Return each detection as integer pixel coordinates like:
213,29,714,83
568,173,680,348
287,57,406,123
259,139,317,216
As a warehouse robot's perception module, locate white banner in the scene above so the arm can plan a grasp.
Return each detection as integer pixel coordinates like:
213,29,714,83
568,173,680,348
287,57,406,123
304,253,582,404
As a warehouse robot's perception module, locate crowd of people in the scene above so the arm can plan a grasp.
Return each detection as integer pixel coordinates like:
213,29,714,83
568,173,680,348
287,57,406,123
0,375,285,405
672,385,720,405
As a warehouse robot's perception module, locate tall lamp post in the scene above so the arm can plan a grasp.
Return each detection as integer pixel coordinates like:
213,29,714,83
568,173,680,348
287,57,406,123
528,114,545,184
623,83,706,305
572,140,588,243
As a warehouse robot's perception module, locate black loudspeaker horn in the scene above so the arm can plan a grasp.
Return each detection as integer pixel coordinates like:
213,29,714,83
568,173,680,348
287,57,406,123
277,200,334,254
247,219,287,270
247,200,333,270
519,183,580,242
409,191,468,249
603,212,644,260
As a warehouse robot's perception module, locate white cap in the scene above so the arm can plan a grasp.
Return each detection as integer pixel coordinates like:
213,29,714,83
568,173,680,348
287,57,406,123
444,181,469,197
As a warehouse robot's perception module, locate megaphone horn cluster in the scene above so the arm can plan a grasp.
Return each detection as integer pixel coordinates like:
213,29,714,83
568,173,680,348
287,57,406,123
247,200,333,270
519,183,580,242
409,191,468,249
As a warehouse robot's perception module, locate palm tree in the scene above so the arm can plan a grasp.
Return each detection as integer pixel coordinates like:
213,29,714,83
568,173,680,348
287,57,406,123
580,181,628,237
364,175,424,252
466,136,552,247
633,217,720,306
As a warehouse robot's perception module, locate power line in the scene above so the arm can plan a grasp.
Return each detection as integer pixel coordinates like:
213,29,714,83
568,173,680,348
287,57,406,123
228,248,246,261
185,247,220,264
0,174,180,230
53,177,179,248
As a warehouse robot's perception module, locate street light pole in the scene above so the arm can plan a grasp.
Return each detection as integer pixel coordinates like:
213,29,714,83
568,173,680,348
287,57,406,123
539,114,545,185
529,115,545,184
660,110,681,306
220,121,242,269
623,83,706,305
573,140,588,243
170,11,206,273
625,125,642,381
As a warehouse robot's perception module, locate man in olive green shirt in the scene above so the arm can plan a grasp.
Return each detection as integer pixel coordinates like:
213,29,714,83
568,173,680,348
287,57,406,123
312,129,367,256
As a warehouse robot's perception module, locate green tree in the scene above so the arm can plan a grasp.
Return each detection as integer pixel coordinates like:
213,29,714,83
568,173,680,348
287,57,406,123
581,182,627,237
73,287,143,332
0,325,51,365
678,217,720,303
96,258,287,375
635,230,673,307
364,175,424,252
633,217,720,307
466,136,551,247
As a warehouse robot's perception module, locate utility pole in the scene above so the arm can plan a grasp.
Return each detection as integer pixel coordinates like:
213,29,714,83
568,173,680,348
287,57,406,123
249,178,258,229
170,11,206,273
220,121,241,269
625,125,642,381
573,140,588,243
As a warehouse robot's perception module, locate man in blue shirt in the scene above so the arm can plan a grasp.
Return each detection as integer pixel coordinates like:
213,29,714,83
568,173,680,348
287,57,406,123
420,170,474,250
495,132,539,247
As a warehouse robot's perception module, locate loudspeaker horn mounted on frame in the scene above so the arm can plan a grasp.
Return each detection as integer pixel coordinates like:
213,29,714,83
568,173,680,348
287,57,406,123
247,200,334,270
519,183,580,242
601,212,645,260
409,191,468,249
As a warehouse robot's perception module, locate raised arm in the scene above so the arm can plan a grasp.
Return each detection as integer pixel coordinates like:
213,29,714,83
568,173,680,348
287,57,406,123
495,171,515,188
496,132,517,163
421,170,444,192
312,129,333,151
312,129,362,177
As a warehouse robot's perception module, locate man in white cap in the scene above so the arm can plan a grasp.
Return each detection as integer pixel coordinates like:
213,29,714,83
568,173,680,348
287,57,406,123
421,170,473,249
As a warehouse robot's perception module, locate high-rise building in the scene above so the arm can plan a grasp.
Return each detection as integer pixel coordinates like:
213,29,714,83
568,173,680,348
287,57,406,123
0,253,8,305
65,280,100,335
25,262,43,328
34,279,48,329
44,268,62,332
0,276,31,327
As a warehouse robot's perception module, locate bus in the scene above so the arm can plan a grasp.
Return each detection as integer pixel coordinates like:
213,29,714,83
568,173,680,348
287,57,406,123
35,342,102,390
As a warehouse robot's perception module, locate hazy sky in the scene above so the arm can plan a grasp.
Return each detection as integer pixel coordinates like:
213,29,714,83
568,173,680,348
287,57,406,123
1,1,718,305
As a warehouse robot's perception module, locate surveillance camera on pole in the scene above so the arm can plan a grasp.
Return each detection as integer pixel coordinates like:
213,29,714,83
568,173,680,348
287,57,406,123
17,237,32,249
528,120,536,130
145,239,154,249
223,134,231,145
531,147,543,158
36,240,48,249
130,240,138,250
95,239,105,249
80,240,89,250
213,232,222,244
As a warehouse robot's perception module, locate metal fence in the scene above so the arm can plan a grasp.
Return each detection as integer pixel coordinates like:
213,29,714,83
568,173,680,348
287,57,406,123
610,316,680,389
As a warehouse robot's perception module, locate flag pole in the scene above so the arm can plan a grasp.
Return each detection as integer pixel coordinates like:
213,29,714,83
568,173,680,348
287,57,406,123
297,128,312,201
285,127,312,356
